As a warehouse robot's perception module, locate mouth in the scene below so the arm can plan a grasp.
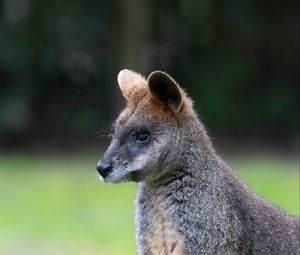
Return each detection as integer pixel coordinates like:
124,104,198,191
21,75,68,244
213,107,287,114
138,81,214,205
99,175,113,183
98,170,113,183
98,169,135,183
97,168,120,183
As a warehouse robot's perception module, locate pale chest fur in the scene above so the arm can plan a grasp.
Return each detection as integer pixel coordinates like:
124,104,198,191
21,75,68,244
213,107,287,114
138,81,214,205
147,212,184,255
138,184,184,255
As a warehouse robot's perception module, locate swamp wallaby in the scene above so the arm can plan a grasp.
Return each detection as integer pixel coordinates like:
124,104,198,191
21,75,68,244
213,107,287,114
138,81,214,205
96,69,299,255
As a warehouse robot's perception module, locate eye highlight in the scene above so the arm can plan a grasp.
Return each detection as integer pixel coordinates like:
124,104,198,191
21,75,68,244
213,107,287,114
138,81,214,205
135,132,151,143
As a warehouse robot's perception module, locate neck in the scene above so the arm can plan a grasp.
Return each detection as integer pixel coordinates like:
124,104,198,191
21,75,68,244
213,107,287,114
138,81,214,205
180,118,218,165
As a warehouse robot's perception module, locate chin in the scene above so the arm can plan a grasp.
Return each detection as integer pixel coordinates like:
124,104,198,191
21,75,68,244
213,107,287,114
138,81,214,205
99,168,147,183
99,172,130,183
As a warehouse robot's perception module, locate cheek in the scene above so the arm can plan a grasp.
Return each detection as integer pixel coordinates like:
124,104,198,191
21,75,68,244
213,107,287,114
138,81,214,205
134,156,147,169
129,141,150,156
127,153,157,172
113,150,130,168
118,138,168,170
133,148,161,168
113,146,147,171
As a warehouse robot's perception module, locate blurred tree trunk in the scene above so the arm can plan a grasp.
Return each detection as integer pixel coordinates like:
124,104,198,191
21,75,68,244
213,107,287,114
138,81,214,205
119,0,152,73
104,0,152,124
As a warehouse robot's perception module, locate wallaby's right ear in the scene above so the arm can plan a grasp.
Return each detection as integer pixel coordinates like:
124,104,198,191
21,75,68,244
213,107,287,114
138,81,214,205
118,69,147,102
148,71,183,112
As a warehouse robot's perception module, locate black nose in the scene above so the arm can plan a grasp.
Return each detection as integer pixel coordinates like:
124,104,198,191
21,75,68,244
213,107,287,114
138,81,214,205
96,161,113,178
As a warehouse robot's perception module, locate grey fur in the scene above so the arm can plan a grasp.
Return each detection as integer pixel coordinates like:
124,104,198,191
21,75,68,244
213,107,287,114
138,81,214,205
97,70,300,255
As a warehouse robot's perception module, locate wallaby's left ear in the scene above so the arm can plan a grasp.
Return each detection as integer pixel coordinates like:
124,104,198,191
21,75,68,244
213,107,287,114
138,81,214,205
147,71,183,112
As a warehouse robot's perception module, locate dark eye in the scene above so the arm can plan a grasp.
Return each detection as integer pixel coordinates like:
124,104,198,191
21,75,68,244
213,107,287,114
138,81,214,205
135,132,151,143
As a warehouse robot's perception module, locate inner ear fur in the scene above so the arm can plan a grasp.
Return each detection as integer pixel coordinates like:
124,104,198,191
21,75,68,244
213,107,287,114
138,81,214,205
147,71,183,112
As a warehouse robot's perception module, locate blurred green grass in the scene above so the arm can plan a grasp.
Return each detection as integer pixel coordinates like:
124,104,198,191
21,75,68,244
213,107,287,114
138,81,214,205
0,153,299,255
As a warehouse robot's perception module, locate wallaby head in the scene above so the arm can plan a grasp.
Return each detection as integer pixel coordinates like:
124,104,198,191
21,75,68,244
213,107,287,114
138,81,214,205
97,69,208,183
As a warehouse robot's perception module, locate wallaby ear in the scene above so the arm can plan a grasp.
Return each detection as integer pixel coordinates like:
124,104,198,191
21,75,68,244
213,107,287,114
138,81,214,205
118,69,147,101
147,71,183,112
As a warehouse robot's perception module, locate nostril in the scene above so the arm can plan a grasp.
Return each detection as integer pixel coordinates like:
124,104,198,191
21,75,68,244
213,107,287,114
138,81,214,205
96,161,113,178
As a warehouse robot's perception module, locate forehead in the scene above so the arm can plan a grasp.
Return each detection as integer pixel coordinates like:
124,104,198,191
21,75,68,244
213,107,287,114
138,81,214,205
115,95,174,131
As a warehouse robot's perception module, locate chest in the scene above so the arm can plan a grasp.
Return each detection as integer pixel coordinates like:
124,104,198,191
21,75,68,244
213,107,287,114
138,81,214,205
147,212,184,255
136,185,184,255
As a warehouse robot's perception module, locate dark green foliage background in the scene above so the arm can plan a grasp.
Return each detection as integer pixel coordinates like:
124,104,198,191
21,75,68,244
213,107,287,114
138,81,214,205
0,2,298,254
0,0,298,148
